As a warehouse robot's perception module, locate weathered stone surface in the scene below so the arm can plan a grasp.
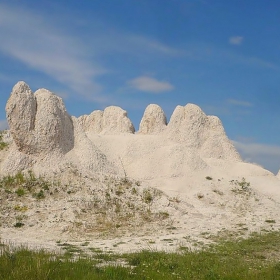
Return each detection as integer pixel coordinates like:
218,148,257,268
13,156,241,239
167,104,208,146
139,104,167,134
78,107,134,135
200,116,241,160
6,81,74,156
77,110,103,133
166,103,241,161
6,82,37,154
3,81,242,177
101,106,135,134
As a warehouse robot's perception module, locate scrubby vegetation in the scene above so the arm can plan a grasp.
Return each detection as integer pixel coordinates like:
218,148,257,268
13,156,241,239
1,231,280,279
0,171,173,235
231,177,251,194
0,131,8,150
0,171,52,199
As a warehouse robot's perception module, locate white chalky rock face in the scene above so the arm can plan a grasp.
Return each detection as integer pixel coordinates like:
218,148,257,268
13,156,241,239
5,82,36,154
6,81,74,156
77,110,103,133
167,104,208,146
139,104,167,134
166,103,241,161
3,81,243,177
101,106,135,134
200,116,241,161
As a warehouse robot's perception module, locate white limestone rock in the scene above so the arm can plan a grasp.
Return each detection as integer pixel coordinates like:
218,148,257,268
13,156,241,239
139,104,167,134
6,81,74,156
200,116,241,161
5,81,37,154
167,104,208,147
77,110,103,133
167,103,241,161
101,106,135,134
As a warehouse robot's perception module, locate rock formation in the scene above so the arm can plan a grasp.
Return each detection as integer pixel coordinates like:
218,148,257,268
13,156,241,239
78,106,135,134
139,104,167,134
1,81,245,178
101,106,135,134
77,110,103,133
166,104,241,161
6,81,74,156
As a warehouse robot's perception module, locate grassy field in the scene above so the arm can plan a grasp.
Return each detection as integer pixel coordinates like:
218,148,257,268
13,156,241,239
1,231,280,279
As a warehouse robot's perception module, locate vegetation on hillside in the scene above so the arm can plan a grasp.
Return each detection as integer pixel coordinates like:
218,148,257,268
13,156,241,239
0,131,8,150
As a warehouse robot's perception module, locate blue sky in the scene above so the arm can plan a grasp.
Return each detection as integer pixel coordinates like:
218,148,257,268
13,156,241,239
0,0,280,173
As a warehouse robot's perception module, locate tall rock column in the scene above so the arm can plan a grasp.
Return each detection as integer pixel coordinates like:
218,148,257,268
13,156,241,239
6,81,74,156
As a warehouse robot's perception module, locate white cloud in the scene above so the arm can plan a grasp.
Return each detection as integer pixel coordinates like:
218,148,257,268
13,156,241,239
232,140,280,174
227,99,253,107
0,4,106,102
0,120,8,130
128,35,184,56
0,4,184,103
127,76,174,93
229,36,243,45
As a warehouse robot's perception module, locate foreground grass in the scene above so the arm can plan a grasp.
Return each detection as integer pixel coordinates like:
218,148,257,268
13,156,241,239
1,231,280,279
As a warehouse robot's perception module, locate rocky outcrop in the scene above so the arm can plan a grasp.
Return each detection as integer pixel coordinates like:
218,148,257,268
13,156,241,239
139,104,167,134
200,116,241,160
5,82,36,154
101,106,135,134
167,104,207,146
6,81,74,156
77,110,103,133
2,81,243,177
166,104,241,161
78,106,135,135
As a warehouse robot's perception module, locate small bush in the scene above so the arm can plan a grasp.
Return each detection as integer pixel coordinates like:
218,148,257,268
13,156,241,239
206,176,213,180
231,177,251,194
142,189,153,204
15,188,25,197
158,211,169,219
14,222,24,228
33,190,45,199
14,205,28,212
238,177,250,190
0,131,8,150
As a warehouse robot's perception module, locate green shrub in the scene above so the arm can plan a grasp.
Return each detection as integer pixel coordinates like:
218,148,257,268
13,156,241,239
33,190,45,199
0,131,8,150
142,189,153,204
14,222,24,228
15,188,25,197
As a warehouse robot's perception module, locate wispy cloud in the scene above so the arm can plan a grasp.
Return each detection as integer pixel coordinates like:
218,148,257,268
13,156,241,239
229,36,243,45
0,3,184,103
227,99,253,107
127,76,174,93
232,140,280,174
220,48,278,70
0,3,106,102
128,35,184,56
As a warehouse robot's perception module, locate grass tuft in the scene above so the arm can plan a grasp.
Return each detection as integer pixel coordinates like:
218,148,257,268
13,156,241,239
1,231,280,279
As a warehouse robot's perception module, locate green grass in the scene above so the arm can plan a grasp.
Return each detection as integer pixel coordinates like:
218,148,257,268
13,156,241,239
1,231,280,279
0,131,8,151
